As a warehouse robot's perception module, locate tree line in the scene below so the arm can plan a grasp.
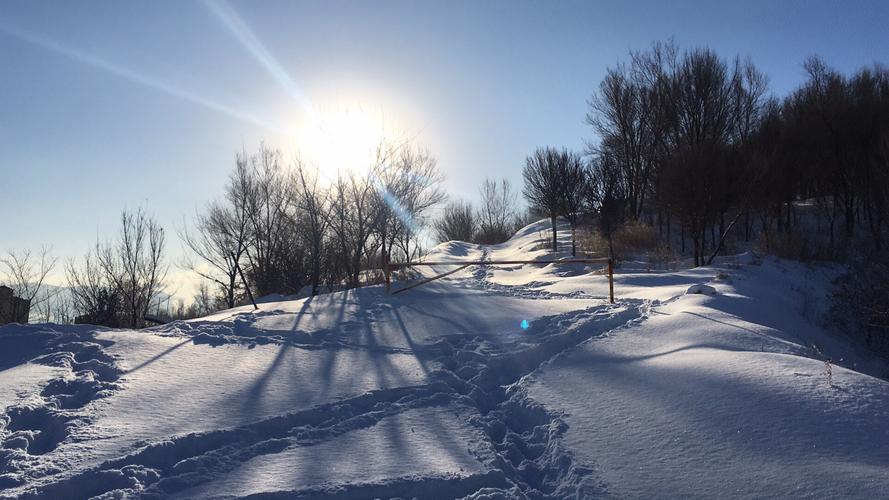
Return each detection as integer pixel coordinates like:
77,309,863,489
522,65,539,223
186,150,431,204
51,141,447,327
514,40,888,267
434,178,534,245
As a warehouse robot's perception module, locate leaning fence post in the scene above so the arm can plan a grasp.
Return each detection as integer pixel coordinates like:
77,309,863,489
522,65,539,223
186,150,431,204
608,258,615,304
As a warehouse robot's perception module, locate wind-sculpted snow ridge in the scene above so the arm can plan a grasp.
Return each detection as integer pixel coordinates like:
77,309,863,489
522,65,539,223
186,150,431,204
0,324,123,490
7,301,639,499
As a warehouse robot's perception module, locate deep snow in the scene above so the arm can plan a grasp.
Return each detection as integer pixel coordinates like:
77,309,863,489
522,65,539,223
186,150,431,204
1,219,888,499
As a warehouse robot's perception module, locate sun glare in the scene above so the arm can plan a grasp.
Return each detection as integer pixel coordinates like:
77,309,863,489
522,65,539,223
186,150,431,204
294,107,385,175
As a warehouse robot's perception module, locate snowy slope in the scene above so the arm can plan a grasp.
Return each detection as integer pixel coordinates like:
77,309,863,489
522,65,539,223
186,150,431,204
527,263,889,498
1,219,888,499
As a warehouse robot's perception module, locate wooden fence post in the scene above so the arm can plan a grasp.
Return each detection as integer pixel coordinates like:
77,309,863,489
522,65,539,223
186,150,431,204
608,259,615,304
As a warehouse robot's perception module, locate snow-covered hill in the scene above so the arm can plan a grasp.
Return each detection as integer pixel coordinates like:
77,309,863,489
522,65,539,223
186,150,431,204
1,220,888,498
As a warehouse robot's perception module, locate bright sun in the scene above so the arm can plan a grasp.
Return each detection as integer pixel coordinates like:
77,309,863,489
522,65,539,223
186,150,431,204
294,107,385,175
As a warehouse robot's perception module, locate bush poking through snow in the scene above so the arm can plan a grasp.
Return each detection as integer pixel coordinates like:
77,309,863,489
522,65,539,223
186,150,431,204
649,244,681,271
833,254,889,355
811,343,841,389
686,284,717,296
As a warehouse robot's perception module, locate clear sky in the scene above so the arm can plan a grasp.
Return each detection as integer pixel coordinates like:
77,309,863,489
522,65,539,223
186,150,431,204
1,0,887,298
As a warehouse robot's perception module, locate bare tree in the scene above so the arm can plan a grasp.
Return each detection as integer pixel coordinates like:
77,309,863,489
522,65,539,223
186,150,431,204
654,47,739,265
181,155,253,308
329,166,379,288
243,145,293,296
559,153,588,256
374,144,446,262
291,158,332,296
66,251,122,327
1,246,58,322
51,293,75,325
405,148,447,255
587,62,658,221
192,281,216,316
476,179,517,244
95,208,168,328
435,201,477,242
588,153,628,260
523,147,569,252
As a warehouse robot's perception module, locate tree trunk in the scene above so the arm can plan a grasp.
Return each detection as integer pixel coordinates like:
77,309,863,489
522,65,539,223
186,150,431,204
228,274,236,309
680,224,685,254
701,223,707,260
571,226,577,257
351,253,361,288
310,260,320,297
551,216,558,252
707,205,746,265
786,199,792,232
666,215,671,248
776,201,783,234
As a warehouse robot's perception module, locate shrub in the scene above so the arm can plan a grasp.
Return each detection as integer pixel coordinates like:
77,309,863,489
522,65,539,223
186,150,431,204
833,254,889,354
648,244,681,271
754,228,836,262
613,222,658,257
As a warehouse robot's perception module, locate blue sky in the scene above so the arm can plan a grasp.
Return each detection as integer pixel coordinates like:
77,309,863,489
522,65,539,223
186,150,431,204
1,0,886,296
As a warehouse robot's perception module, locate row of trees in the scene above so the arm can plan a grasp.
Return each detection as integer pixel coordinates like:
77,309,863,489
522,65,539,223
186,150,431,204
5,214,201,327
65,208,168,328
434,179,530,245
46,140,445,327
181,142,445,310
767,58,889,252
582,41,773,265
515,145,633,260
543,40,889,265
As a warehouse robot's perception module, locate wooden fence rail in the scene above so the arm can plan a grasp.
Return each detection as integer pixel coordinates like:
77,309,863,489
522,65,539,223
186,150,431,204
384,258,615,303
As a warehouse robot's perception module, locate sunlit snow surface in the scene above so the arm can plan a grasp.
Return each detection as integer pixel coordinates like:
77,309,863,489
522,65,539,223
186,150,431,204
1,219,888,498
174,405,495,499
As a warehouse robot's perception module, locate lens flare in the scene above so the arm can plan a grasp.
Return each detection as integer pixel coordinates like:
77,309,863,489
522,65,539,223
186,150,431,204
0,24,287,133
201,0,315,118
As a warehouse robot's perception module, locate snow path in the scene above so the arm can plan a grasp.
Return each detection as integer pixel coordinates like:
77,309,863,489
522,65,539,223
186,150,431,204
173,405,500,499
12,299,636,498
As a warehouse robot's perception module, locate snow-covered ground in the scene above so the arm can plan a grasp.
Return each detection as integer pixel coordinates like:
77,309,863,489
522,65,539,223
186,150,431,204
1,220,888,499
